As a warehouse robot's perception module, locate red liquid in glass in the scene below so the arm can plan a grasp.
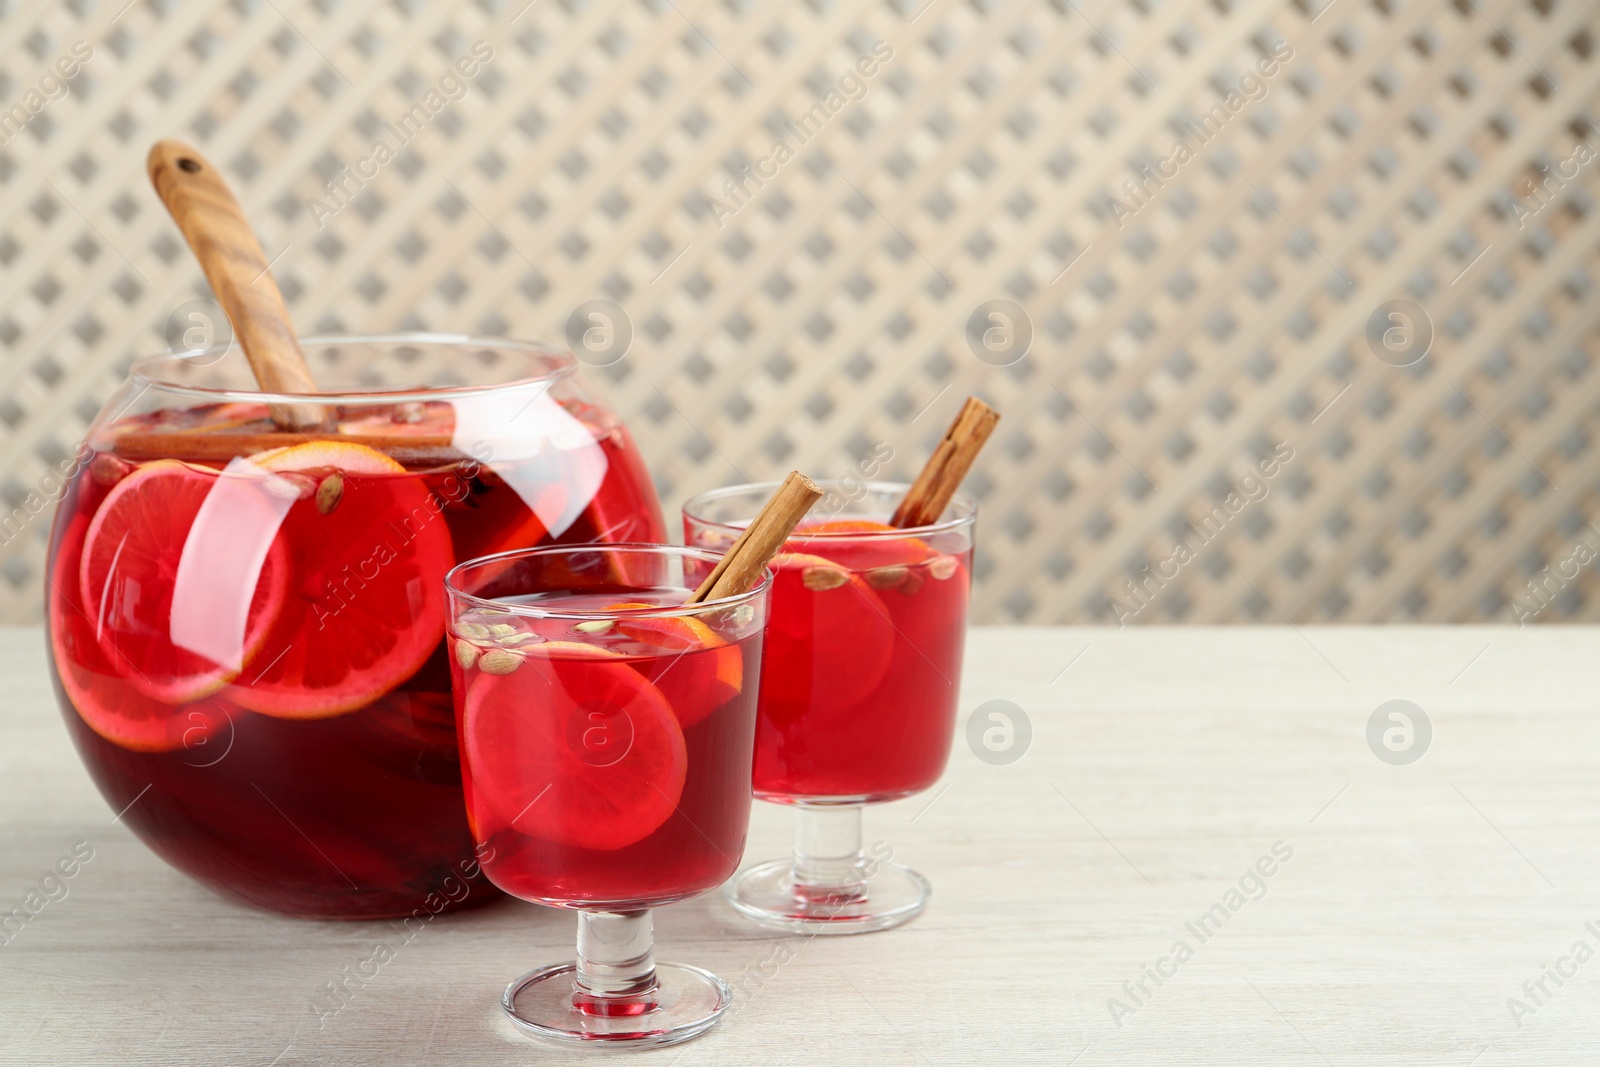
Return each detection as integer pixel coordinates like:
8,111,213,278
749,531,970,801
452,591,759,908
46,401,663,917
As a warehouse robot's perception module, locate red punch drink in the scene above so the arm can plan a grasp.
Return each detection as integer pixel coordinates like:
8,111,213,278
451,590,760,906
683,480,976,934
45,337,664,918
445,545,769,1047
754,524,971,800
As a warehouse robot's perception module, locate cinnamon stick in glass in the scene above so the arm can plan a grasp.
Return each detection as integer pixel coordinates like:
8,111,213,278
686,471,822,603
889,396,999,528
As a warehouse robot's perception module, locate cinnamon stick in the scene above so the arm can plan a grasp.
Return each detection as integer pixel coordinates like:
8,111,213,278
687,471,822,603
147,140,324,430
110,429,469,469
889,396,999,528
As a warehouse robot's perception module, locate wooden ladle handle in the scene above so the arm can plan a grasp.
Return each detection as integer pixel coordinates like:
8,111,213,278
147,140,323,428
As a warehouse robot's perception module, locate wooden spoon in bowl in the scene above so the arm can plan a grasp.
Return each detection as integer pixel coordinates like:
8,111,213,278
146,140,324,430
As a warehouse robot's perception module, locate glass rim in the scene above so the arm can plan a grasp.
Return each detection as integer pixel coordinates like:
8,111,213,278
130,332,578,406
682,479,977,539
443,542,771,621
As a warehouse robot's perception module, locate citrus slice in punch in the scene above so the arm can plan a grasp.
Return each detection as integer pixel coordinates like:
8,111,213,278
199,402,273,431
336,401,457,439
799,520,893,534
78,460,290,704
229,441,455,719
464,644,687,851
52,509,233,751
761,552,895,726
608,603,742,727
789,519,933,571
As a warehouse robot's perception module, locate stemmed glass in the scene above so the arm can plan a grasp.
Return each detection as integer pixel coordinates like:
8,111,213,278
443,544,769,1046
683,481,975,934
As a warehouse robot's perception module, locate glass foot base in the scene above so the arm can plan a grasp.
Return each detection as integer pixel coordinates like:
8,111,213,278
502,962,730,1048
726,858,930,935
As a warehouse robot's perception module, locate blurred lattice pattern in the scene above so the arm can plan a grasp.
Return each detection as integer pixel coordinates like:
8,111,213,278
1,0,1597,624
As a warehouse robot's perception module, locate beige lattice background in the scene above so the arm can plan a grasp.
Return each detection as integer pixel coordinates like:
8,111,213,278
0,0,1597,625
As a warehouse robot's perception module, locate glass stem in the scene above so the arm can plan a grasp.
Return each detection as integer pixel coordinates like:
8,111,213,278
573,910,659,1015
791,803,869,907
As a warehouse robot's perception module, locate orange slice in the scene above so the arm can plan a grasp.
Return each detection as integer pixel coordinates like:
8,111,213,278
608,603,743,727
789,519,933,570
78,460,290,704
228,442,455,718
336,401,457,438
762,552,895,725
51,507,235,751
247,440,409,474
800,519,897,534
464,644,687,851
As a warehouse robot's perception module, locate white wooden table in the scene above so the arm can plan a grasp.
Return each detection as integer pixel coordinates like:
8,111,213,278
2,625,1596,1066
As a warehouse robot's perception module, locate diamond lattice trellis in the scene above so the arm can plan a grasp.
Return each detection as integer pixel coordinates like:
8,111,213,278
0,0,1597,625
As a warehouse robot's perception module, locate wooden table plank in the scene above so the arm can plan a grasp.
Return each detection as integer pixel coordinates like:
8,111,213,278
1,625,1596,1065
